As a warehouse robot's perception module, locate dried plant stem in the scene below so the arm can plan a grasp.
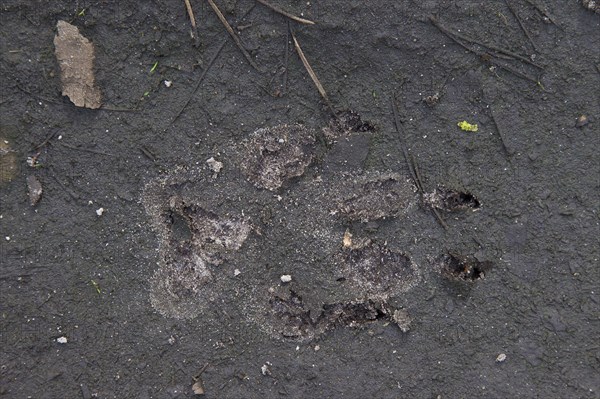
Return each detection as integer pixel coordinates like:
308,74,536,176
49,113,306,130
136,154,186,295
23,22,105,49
184,0,200,45
291,31,334,114
206,0,260,71
429,16,542,69
255,0,314,25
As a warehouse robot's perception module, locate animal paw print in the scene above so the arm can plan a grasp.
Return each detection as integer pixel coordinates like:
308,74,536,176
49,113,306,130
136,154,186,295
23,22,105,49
142,113,487,340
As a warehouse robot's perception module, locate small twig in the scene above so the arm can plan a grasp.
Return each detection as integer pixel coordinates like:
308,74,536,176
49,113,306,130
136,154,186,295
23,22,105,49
34,129,59,150
206,0,260,71
491,59,540,84
429,18,539,84
49,171,80,200
391,96,419,188
184,0,200,46
254,0,314,25
291,30,335,115
98,106,139,112
429,16,542,69
193,363,210,381
60,143,113,156
172,39,227,123
504,0,538,52
489,105,512,155
524,0,559,26
410,154,425,196
282,21,290,94
411,156,448,229
16,84,63,105
140,146,157,162
391,96,447,230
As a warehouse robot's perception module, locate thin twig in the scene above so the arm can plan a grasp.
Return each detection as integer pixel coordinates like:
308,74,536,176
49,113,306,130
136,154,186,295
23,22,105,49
140,146,157,162
60,143,113,156
391,96,447,230
429,16,542,69
491,59,540,84
391,96,419,189
504,0,538,52
412,156,448,229
254,0,314,24
291,30,335,115
524,0,559,26
429,17,539,84
172,39,227,123
489,105,512,155
283,21,290,94
184,0,200,45
34,129,59,150
49,171,80,200
193,363,210,381
98,106,139,112
16,84,64,105
206,0,260,71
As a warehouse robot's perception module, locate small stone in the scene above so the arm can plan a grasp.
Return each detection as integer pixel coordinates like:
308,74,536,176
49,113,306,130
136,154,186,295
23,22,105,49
56,336,68,344
342,229,352,248
314,345,320,351
280,275,292,283
234,269,241,276
164,80,173,88
5,236,10,241
192,380,205,395
206,157,223,177
96,207,104,216
576,114,589,128
261,363,272,376
392,309,412,333
496,353,507,362
27,175,43,206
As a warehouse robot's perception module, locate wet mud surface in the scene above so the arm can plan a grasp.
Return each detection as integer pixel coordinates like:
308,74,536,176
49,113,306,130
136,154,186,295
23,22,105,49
1,1,599,398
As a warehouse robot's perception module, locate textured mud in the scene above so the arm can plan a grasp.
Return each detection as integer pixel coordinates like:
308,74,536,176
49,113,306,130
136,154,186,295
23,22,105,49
1,1,599,398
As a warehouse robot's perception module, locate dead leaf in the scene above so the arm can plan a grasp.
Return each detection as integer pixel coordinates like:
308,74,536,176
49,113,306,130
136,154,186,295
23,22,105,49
54,20,102,109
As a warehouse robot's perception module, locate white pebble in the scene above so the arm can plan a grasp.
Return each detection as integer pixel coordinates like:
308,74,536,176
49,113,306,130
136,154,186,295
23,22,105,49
496,353,507,362
164,80,172,87
261,363,271,376
5,236,10,241
206,157,223,176
96,208,104,216
234,269,241,276
56,336,68,344
280,274,292,283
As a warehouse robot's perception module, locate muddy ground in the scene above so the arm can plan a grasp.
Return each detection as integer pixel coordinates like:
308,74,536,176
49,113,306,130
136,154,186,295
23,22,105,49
1,1,599,398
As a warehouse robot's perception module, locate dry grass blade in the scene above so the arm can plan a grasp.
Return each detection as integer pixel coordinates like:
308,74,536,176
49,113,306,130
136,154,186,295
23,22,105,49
429,16,542,69
206,0,260,71
291,31,333,113
391,96,447,230
504,0,538,52
184,0,200,45
255,0,315,24
172,39,228,123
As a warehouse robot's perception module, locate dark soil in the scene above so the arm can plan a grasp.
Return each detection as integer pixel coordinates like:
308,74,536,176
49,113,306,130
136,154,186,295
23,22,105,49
1,1,599,398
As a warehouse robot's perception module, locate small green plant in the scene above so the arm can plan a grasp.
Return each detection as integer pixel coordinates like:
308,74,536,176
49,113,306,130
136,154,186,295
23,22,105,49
457,120,478,132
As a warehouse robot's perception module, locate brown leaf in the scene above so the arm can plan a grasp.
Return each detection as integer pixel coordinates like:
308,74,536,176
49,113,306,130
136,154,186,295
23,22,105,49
54,21,102,109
